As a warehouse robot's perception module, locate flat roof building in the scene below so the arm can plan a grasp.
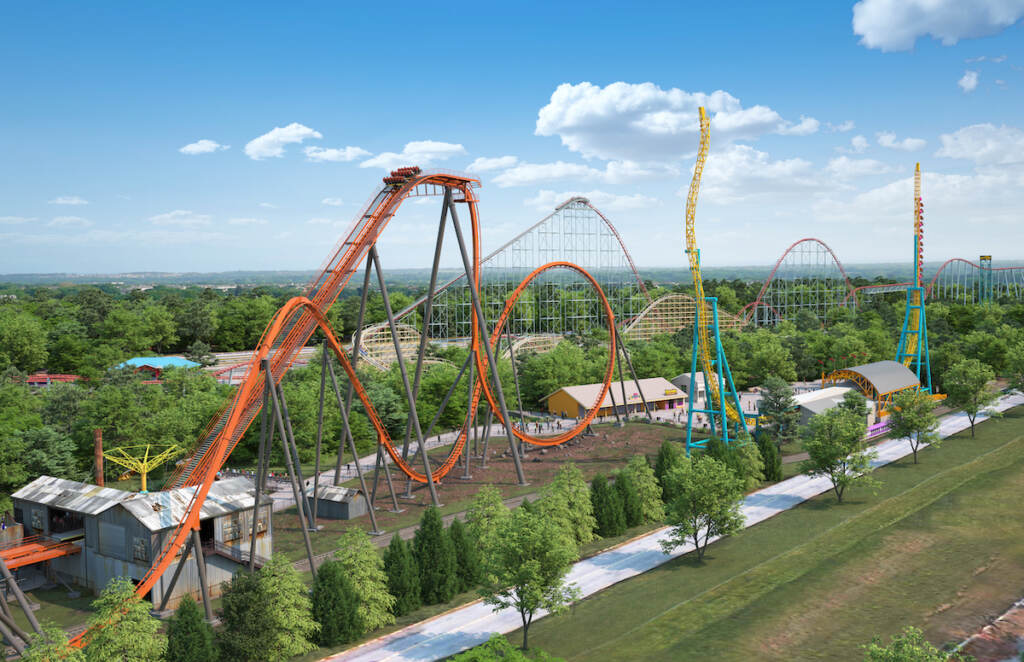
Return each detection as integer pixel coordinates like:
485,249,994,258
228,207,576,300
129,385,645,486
543,377,685,418
9,475,271,609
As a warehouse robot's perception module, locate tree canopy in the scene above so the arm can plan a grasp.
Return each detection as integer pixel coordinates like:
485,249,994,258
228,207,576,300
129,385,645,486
660,456,746,562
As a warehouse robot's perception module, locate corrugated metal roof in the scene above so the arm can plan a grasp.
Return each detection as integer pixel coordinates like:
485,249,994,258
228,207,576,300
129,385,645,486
793,386,852,406
12,476,131,516
12,476,264,532
305,484,362,503
543,377,683,409
845,360,920,395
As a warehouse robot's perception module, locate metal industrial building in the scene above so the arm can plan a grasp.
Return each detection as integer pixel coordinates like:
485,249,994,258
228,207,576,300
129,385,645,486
305,484,368,520
9,475,271,609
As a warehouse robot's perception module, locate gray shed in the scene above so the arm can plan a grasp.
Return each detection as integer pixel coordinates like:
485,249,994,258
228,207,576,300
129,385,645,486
304,484,368,520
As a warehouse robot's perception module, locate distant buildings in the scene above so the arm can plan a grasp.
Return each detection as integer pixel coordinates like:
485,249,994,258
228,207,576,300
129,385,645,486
117,356,201,379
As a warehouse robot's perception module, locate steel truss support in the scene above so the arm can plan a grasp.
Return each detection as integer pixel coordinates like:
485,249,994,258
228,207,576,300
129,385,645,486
685,297,750,455
896,286,933,393
191,528,215,622
0,556,41,637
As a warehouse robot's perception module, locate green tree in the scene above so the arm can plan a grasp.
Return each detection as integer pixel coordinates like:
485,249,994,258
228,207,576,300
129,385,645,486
414,506,458,605
888,390,939,464
165,595,216,662
838,390,870,419
755,433,783,482
479,508,580,650
334,529,395,631
621,455,665,523
20,626,86,662
589,473,625,538
757,376,801,452
450,634,565,661
800,407,878,504
653,440,684,502
660,456,745,562
184,340,216,368
0,308,48,373
703,437,764,492
448,518,482,593
1007,340,1024,394
538,463,595,546
861,625,973,661
84,577,166,662
614,469,643,528
465,485,511,562
17,426,87,481
944,358,999,437
311,560,363,646
383,534,421,617
217,555,319,662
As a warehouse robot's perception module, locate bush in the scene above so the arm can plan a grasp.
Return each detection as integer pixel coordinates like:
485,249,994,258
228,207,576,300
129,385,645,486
590,473,626,537
166,596,215,662
312,560,362,646
614,469,643,528
414,506,458,604
383,534,421,617
448,518,482,593
755,433,782,482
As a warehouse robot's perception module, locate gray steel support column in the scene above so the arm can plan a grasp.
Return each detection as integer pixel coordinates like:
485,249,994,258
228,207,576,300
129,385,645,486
276,381,315,531
616,340,629,423
369,447,383,508
369,246,441,506
268,379,318,578
402,189,450,462
607,370,622,424
447,202,527,485
325,359,388,528
618,334,653,421
0,605,29,648
0,557,40,635
0,590,11,619
190,529,215,623
334,256,374,486
312,340,328,527
0,613,26,656
249,369,272,571
158,535,195,612
479,407,493,469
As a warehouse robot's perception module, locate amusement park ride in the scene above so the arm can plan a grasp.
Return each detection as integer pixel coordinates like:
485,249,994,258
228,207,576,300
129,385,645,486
894,163,932,393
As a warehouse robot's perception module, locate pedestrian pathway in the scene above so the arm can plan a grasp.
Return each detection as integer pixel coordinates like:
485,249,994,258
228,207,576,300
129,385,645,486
325,393,1024,662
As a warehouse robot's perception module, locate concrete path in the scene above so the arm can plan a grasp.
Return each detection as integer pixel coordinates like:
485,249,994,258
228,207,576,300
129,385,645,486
326,393,1024,662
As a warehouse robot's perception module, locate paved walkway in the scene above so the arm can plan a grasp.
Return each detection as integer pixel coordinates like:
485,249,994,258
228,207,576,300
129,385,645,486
326,393,1024,662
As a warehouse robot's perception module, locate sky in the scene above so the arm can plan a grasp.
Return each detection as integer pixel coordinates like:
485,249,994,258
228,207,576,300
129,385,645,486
2,0,1024,274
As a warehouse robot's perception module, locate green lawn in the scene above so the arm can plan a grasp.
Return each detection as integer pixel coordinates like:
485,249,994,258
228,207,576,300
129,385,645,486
523,406,1024,661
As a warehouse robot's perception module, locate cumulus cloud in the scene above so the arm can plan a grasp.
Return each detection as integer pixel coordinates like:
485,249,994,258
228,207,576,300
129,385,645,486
877,132,927,151
826,156,895,179
49,195,88,205
840,135,871,154
534,82,819,162
491,159,675,188
827,120,856,133
48,216,92,228
360,140,466,170
227,217,267,226
258,202,277,208
245,122,322,160
304,145,371,162
524,189,659,212
0,216,34,224
958,70,980,92
700,144,821,204
467,155,519,172
321,197,344,206
852,0,1024,51
149,210,212,227
936,123,1024,165
179,139,229,155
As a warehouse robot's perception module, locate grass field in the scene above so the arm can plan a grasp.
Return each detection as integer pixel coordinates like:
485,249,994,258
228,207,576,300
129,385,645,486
522,406,1024,661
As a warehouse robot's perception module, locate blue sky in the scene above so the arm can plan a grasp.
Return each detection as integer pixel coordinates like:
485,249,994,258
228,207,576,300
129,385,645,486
2,1,1023,274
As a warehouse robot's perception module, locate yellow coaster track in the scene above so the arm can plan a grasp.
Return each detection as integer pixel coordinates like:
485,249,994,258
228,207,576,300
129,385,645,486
685,107,742,426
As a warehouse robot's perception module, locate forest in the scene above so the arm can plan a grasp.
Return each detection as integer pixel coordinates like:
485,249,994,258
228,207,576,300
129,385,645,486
1,278,1023,512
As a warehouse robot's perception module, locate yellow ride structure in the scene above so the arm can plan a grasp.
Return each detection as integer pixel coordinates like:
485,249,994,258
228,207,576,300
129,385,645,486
684,107,750,452
894,163,932,391
103,444,183,493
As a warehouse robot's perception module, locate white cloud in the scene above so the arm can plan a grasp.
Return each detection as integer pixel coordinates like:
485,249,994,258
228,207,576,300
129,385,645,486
258,202,277,208
244,122,322,160
826,156,895,179
958,70,980,92
48,216,92,228
827,120,856,133
700,144,821,204
936,123,1024,165
49,195,88,205
877,132,927,151
227,217,267,226
149,210,212,227
0,216,34,224
360,140,466,170
321,197,344,206
492,161,603,188
179,139,229,155
852,0,1024,51
304,145,371,162
840,135,870,154
467,155,519,172
534,81,819,162
524,189,659,211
